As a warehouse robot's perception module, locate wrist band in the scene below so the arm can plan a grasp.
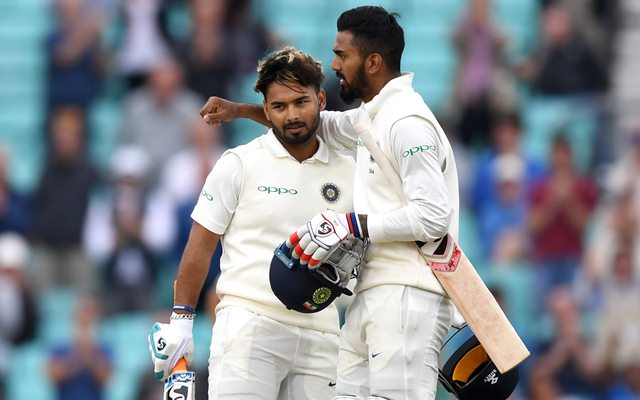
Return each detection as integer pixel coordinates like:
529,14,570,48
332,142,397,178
170,312,196,320
347,212,363,239
173,304,196,314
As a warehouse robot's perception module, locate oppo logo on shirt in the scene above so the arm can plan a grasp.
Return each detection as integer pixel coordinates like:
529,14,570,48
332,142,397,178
402,144,436,157
200,189,214,201
258,186,298,195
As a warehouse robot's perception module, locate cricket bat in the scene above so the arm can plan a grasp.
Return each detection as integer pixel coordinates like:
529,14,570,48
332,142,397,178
163,358,195,400
353,122,529,373
422,236,530,373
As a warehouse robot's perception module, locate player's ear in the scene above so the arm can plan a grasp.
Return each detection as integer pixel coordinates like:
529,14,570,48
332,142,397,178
366,53,383,74
318,89,326,111
262,101,271,122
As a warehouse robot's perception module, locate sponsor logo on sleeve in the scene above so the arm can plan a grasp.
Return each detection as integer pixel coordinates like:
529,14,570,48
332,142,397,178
200,189,214,201
402,144,436,157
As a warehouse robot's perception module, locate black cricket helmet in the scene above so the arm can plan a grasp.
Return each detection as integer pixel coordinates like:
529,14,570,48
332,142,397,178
439,326,520,400
269,242,353,313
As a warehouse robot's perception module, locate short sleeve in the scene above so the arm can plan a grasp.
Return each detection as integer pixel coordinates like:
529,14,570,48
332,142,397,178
191,152,243,235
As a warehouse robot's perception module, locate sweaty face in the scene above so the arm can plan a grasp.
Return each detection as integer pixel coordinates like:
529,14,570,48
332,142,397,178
331,31,372,104
263,81,324,147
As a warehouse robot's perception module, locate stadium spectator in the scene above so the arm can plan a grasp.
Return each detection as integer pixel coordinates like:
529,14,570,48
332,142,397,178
47,298,112,400
83,146,174,314
590,242,640,384
477,153,528,261
602,129,640,205
0,150,31,235
32,106,101,295
117,58,202,184
172,0,235,105
46,0,105,111
533,287,601,398
517,2,607,96
527,134,597,303
470,111,545,215
0,233,39,400
114,0,172,90
451,0,515,148
581,185,639,309
225,0,280,77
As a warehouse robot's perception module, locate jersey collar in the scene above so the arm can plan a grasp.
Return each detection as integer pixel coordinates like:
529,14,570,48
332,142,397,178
263,130,330,163
363,72,414,119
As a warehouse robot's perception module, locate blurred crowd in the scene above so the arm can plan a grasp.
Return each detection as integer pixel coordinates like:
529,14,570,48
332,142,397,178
0,0,639,399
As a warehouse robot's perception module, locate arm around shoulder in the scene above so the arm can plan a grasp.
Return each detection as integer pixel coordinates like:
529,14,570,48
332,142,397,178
200,96,269,127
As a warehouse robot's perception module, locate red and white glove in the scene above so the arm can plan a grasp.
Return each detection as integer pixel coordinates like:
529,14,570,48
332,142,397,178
287,210,363,269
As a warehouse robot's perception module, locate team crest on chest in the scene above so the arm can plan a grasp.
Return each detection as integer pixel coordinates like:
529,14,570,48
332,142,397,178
321,183,340,203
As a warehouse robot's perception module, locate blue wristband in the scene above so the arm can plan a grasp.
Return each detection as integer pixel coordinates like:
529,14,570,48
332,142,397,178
173,304,196,314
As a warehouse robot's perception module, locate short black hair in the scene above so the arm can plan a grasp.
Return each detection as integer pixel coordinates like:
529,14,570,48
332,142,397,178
337,6,404,72
254,46,324,96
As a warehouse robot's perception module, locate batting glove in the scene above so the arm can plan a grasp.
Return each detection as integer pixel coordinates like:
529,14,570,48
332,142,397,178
287,210,364,269
148,317,194,380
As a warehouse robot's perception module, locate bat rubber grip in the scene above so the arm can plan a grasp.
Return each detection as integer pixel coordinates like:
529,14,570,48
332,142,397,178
172,358,188,373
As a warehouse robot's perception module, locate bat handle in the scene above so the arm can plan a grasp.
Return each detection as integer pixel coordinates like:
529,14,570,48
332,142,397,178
172,358,188,373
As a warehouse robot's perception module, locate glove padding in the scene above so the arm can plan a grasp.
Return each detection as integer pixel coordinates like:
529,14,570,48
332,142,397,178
315,236,368,290
288,210,361,269
148,318,194,380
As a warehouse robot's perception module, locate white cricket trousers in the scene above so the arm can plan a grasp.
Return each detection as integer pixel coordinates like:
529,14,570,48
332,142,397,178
208,306,339,399
335,285,453,400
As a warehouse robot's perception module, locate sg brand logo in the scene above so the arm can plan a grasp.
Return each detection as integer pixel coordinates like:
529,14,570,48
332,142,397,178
258,186,298,195
402,144,436,157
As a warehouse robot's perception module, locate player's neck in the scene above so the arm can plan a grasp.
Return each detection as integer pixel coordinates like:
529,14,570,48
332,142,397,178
284,137,320,163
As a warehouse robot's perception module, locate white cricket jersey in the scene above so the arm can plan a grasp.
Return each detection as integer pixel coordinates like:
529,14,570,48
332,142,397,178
318,73,460,296
191,131,355,334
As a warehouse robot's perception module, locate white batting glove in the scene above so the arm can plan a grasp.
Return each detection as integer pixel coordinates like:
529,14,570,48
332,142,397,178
287,211,363,269
148,317,194,380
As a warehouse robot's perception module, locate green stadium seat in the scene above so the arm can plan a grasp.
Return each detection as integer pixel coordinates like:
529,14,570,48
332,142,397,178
6,343,54,400
37,289,78,343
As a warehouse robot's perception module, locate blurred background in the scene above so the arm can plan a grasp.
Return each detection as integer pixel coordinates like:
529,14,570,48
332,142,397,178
0,0,638,399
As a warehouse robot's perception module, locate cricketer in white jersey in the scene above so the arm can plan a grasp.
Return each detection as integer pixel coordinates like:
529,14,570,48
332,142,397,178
148,47,356,400
295,7,460,400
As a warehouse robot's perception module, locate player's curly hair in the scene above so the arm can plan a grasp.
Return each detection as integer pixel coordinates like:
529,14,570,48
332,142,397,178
254,46,324,96
337,6,404,73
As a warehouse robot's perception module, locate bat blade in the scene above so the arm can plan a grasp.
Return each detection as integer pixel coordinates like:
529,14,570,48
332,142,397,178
424,237,530,373
163,358,195,400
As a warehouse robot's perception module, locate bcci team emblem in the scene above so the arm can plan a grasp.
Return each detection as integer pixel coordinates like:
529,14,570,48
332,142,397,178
321,183,340,203
312,287,332,304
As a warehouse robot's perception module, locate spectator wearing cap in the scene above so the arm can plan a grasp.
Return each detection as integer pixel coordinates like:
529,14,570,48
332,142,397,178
0,233,39,398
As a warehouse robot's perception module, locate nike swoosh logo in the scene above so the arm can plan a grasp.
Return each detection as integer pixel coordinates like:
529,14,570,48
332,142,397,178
328,381,336,387
371,352,382,358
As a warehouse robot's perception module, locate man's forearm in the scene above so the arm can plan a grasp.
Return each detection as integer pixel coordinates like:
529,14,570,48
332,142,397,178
174,223,220,310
